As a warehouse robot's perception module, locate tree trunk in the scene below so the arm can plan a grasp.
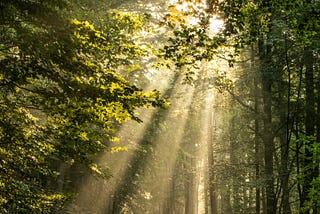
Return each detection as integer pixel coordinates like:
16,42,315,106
315,63,320,214
302,47,315,213
262,80,276,214
280,32,292,214
252,44,261,214
208,110,218,214
279,114,292,214
262,189,267,214
259,36,276,214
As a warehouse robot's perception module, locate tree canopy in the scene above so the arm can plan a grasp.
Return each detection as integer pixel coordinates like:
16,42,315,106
0,0,166,212
1,0,320,213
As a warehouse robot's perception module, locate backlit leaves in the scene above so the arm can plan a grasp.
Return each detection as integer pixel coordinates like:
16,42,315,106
0,0,166,212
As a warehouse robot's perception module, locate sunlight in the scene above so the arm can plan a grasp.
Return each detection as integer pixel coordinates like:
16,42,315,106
128,75,196,212
209,16,224,35
197,85,216,213
166,0,225,36
65,0,229,213
65,108,158,213
10,0,312,212
66,23,176,213
187,16,200,25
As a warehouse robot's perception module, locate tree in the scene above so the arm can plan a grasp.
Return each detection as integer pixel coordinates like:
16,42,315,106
160,0,320,213
0,0,165,212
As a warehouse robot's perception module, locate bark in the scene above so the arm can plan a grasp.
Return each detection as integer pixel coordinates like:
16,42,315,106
315,63,320,214
262,78,276,214
279,114,292,214
302,47,315,213
259,36,276,214
262,189,267,214
280,35,292,214
254,106,261,214
252,44,261,214
294,62,304,209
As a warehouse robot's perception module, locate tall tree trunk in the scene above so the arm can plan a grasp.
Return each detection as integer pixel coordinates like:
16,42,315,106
208,110,218,214
280,114,292,214
315,63,320,214
229,115,240,214
262,189,267,214
252,44,261,214
262,78,276,214
259,36,276,214
254,107,261,214
254,100,261,214
280,35,292,214
302,47,315,213
294,62,304,209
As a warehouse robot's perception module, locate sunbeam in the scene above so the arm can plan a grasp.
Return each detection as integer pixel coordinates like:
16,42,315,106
63,0,230,213
4,0,312,212
134,75,195,211
65,71,176,213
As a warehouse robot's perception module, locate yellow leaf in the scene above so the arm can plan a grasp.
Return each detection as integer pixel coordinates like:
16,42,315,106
169,5,179,15
110,146,128,154
79,132,89,141
71,19,81,25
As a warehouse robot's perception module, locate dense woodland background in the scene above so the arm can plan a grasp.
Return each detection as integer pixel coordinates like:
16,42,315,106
0,0,320,213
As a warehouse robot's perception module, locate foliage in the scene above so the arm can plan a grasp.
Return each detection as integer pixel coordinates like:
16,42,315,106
297,137,320,211
159,4,227,83
159,0,319,213
305,177,320,211
0,0,166,212
217,0,320,213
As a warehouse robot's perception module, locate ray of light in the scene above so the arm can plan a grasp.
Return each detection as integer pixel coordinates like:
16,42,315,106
108,74,195,213
63,0,231,212
63,1,175,212
65,110,155,213
64,69,176,213
136,75,196,209
196,86,216,213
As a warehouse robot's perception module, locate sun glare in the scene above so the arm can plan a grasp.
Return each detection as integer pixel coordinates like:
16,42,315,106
209,16,224,34
167,0,224,35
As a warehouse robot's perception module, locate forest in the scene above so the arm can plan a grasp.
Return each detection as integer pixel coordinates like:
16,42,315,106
0,0,319,213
